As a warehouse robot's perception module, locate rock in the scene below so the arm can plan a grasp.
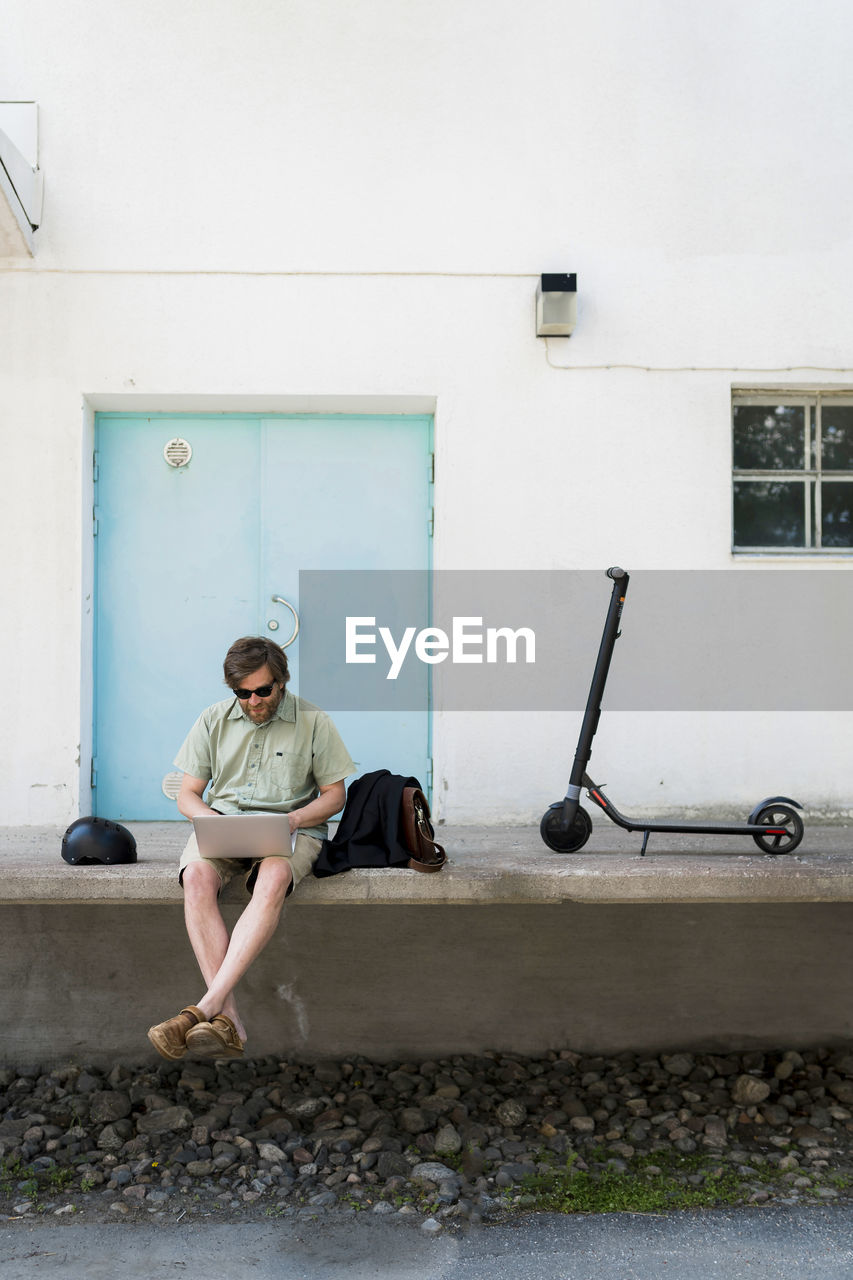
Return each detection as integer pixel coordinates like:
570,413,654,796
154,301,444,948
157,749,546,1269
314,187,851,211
287,1097,326,1120
89,1092,132,1124
314,1063,344,1086
495,1099,527,1128
376,1151,409,1180
562,1097,589,1118
0,1118,33,1139
461,1148,486,1179
75,1071,103,1095
4,1046,853,1225
136,1107,194,1136
421,1217,443,1235
433,1125,462,1156
828,1081,853,1106
792,1125,824,1148
731,1076,771,1106
388,1071,420,1094
411,1161,459,1186
661,1054,694,1077
257,1142,287,1163
212,1140,240,1159
400,1108,429,1134
710,1056,739,1078
96,1124,126,1152
309,1190,338,1208
703,1116,728,1147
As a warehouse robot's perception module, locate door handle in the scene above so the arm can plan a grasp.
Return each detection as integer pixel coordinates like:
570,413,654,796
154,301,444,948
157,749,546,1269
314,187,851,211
269,596,300,647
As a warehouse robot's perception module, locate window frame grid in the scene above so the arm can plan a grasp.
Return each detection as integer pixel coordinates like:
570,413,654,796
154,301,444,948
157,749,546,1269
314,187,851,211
732,391,853,554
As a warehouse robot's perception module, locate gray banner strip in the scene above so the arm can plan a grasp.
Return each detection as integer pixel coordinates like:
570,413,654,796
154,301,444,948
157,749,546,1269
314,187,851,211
297,570,853,712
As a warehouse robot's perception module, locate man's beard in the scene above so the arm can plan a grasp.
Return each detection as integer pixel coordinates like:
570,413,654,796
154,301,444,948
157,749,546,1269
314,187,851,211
244,687,284,723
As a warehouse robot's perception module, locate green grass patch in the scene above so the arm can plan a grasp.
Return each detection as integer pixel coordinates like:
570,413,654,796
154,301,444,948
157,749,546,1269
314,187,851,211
0,1157,24,1196
1,1155,78,1207
519,1150,783,1214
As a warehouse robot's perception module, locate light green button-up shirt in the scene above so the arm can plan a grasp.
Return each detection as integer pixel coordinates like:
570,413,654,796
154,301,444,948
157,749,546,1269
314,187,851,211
174,690,355,839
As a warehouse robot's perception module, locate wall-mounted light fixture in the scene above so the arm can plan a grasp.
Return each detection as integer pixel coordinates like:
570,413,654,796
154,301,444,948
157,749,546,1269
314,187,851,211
536,273,577,337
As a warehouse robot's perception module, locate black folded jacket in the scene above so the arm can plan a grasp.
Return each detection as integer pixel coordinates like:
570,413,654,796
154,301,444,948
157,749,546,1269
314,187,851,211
312,768,423,877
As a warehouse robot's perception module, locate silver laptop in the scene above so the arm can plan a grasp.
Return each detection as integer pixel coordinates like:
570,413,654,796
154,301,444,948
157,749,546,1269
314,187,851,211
193,814,297,860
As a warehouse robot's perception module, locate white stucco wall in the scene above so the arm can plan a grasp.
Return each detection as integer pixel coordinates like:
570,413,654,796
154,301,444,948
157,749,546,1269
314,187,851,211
1,0,852,824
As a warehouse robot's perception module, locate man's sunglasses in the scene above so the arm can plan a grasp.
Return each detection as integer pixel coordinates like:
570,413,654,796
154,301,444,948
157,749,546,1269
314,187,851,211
232,683,277,700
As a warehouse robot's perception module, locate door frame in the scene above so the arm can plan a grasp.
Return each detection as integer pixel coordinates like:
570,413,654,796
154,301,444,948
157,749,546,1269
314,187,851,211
82,394,438,817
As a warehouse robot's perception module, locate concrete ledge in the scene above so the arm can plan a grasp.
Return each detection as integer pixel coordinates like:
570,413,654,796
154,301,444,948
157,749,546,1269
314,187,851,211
2,821,853,906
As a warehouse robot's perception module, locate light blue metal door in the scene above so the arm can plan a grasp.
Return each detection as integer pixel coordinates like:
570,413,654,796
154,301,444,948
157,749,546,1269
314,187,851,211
94,414,432,819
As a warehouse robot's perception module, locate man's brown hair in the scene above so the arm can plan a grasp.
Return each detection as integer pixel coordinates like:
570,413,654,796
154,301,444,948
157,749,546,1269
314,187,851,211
223,636,289,690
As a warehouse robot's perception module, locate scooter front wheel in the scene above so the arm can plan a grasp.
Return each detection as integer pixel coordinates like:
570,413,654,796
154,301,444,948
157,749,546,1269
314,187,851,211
540,803,593,853
751,803,804,855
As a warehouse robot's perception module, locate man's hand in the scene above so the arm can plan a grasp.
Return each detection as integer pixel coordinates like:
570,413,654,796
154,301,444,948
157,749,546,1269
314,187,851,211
288,780,346,834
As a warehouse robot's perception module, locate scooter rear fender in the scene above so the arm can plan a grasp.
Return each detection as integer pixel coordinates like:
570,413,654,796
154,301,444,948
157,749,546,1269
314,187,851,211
747,796,803,824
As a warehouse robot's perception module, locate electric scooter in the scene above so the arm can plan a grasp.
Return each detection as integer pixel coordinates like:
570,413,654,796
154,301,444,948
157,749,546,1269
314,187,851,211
540,566,805,856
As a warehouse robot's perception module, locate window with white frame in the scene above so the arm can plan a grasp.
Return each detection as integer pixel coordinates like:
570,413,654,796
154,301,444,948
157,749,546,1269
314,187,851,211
732,391,853,552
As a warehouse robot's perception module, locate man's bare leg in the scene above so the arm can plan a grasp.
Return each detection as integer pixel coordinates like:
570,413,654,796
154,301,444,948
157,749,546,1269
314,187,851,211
181,861,245,1037
182,857,292,1042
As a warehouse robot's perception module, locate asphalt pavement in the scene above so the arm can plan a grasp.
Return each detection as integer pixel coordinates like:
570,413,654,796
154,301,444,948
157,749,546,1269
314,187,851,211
4,1206,853,1280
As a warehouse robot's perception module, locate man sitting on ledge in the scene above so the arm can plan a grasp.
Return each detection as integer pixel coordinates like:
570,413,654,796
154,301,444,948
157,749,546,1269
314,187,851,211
147,635,354,1060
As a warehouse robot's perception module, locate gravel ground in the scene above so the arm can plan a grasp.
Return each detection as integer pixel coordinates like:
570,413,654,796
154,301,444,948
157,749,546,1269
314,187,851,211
3,1047,853,1231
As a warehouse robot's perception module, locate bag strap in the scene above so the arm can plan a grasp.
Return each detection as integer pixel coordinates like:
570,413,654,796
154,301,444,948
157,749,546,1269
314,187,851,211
402,786,447,873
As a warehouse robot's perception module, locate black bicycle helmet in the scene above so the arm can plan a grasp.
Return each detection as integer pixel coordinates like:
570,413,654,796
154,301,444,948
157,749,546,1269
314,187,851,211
61,816,137,865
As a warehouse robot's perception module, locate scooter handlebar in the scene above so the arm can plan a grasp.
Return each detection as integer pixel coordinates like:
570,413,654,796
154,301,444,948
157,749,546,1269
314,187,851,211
606,566,627,581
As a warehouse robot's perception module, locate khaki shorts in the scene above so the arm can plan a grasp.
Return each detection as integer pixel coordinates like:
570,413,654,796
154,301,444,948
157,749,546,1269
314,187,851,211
179,829,322,898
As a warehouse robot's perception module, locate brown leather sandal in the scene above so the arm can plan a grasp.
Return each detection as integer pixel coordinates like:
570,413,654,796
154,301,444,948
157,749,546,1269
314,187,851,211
185,1013,245,1059
146,1005,208,1061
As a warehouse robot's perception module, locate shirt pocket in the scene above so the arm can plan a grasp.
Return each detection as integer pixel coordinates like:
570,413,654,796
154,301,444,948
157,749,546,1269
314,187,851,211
269,751,311,795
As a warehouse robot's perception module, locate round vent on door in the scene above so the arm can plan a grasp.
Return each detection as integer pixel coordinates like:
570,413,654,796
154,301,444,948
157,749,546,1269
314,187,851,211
163,437,192,468
161,771,183,801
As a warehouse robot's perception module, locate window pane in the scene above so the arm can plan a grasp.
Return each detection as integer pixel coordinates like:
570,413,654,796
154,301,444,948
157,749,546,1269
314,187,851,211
733,405,805,470
733,481,805,547
821,482,853,547
821,406,853,470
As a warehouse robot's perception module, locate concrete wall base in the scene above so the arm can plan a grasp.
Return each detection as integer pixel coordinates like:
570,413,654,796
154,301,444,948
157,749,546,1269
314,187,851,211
5,902,853,1068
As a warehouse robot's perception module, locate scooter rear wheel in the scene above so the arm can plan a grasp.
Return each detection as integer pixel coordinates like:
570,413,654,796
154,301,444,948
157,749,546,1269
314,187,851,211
751,803,804,855
540,803,593,853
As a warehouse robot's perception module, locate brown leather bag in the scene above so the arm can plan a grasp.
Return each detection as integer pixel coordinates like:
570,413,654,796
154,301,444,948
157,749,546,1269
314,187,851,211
400,786,447,873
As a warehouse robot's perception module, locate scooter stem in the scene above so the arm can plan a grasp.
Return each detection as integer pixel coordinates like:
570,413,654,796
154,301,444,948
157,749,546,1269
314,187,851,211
565,566,630,800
